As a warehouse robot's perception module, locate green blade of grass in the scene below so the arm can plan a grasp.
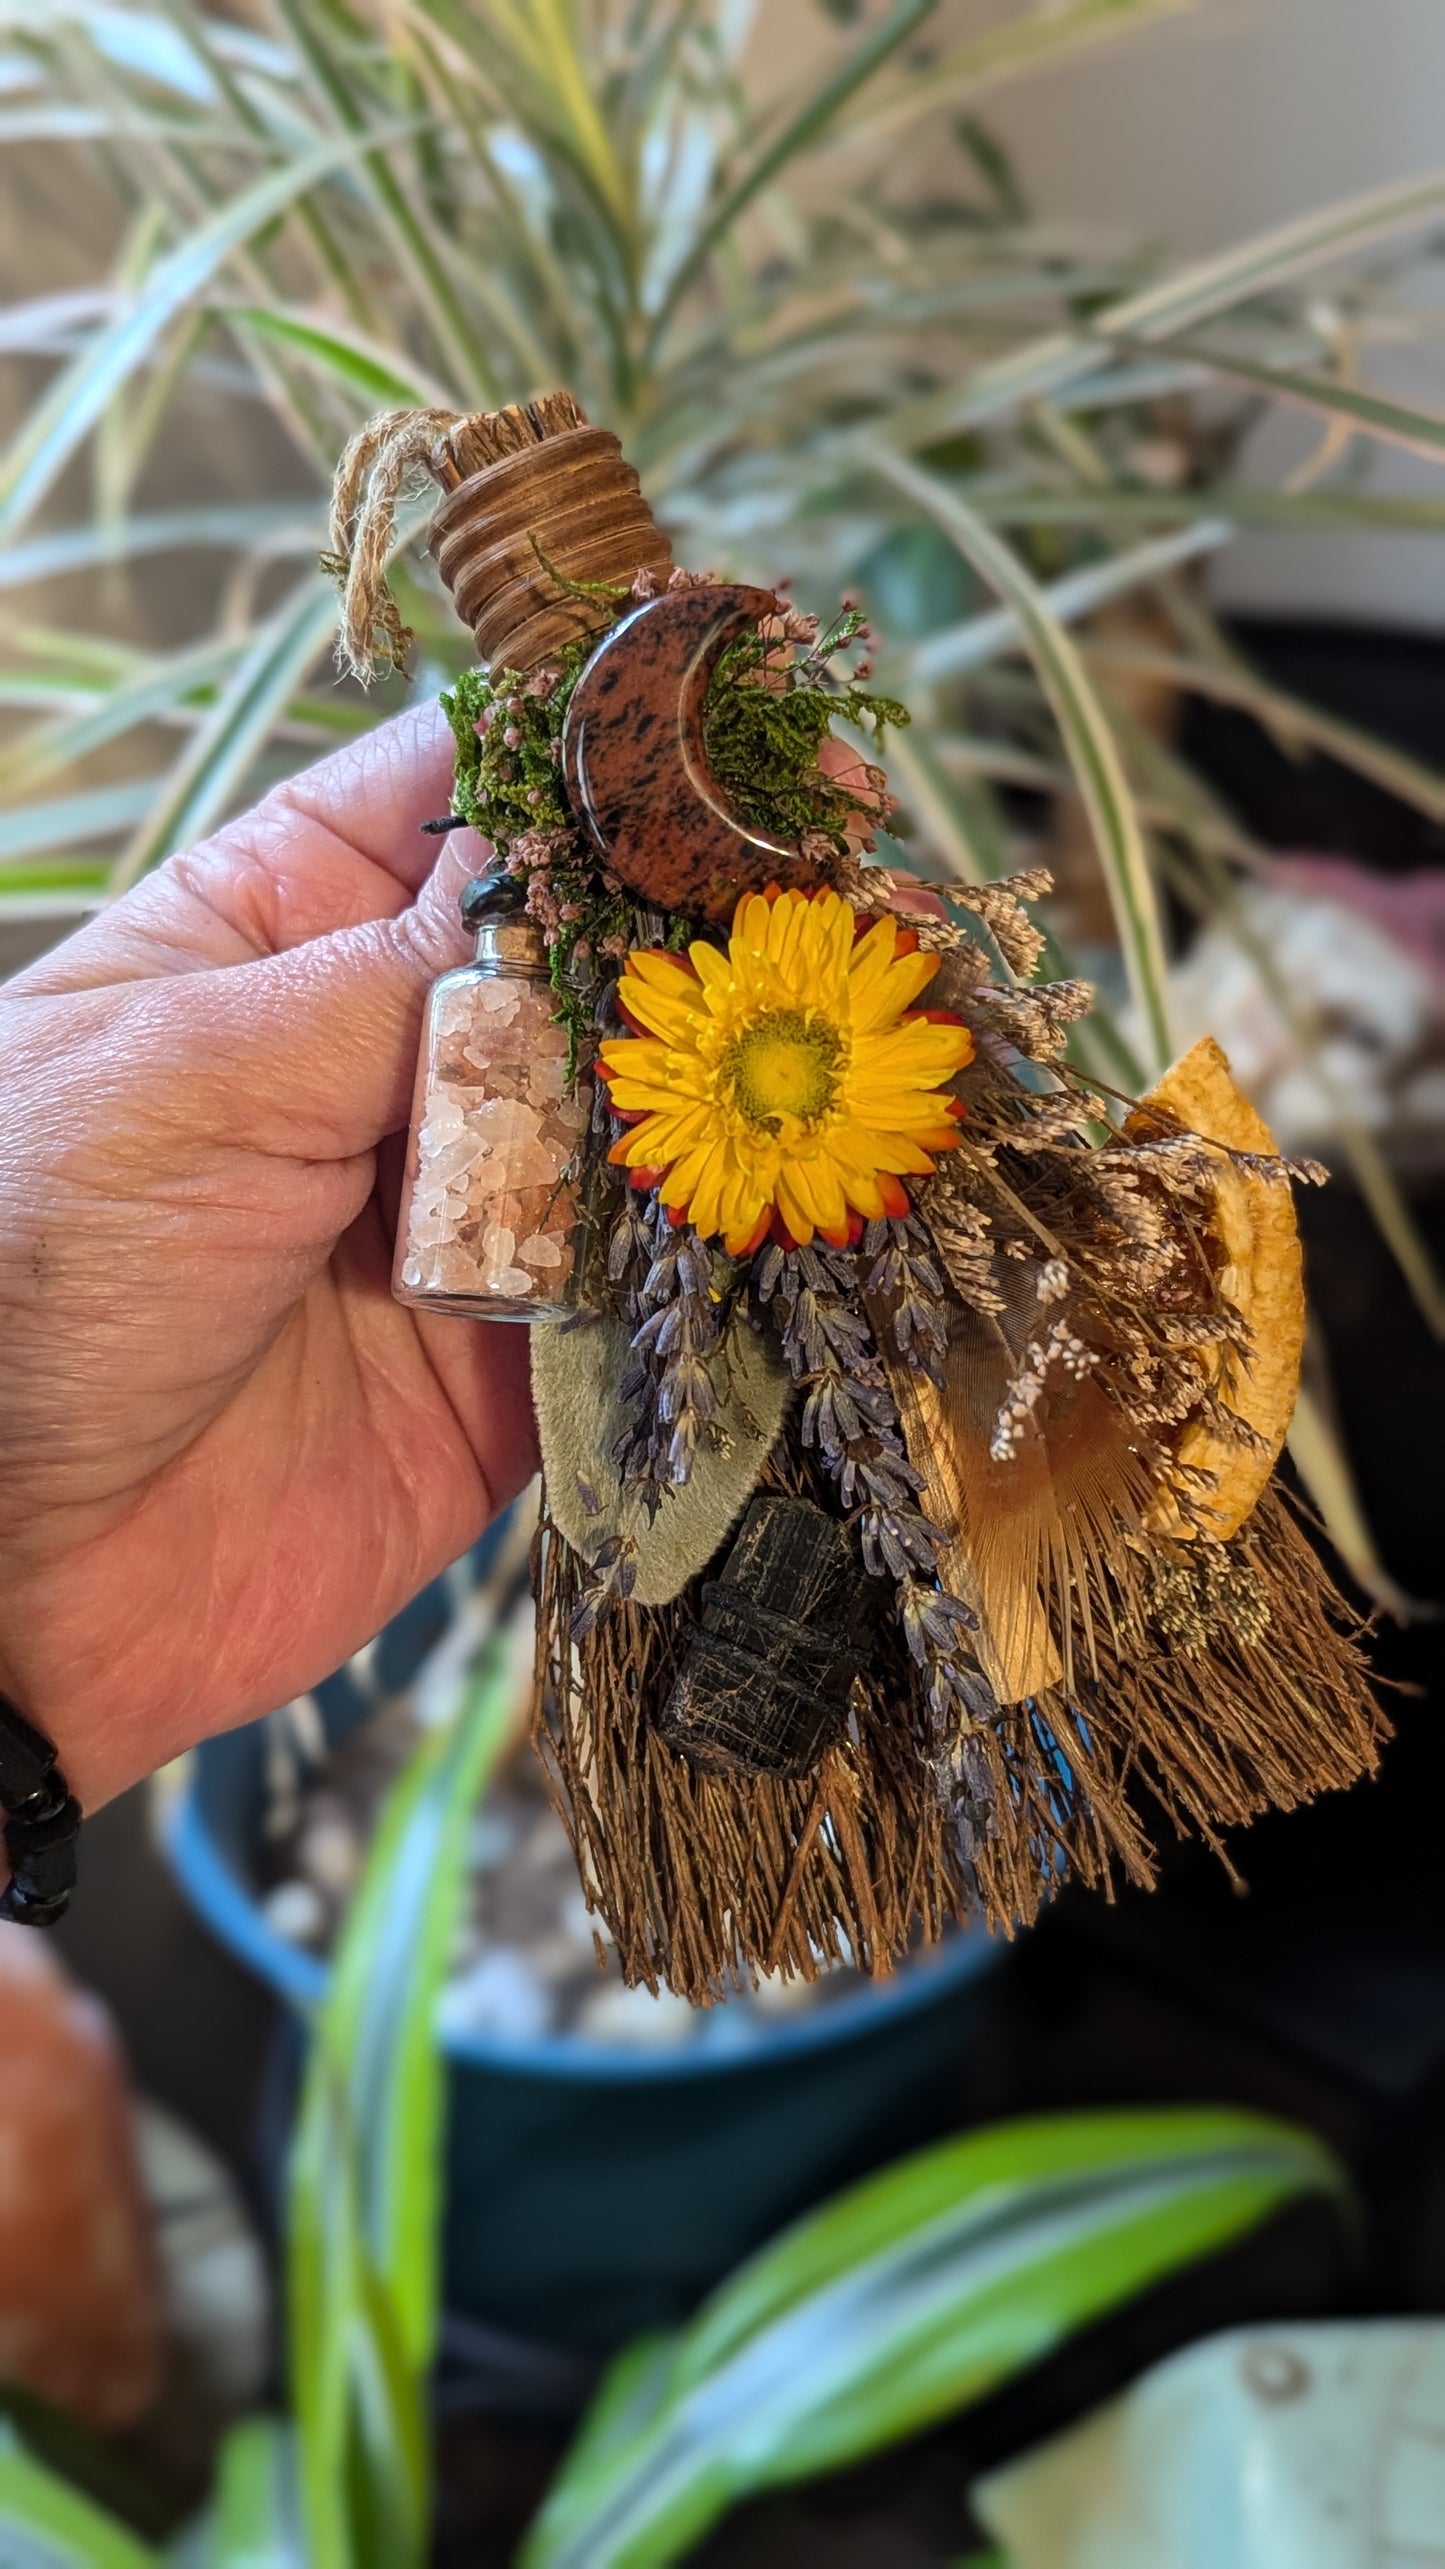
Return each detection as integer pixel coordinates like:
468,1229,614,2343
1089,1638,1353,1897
0,120,421,540
864,442,1173,1071
522,2108,1347,2569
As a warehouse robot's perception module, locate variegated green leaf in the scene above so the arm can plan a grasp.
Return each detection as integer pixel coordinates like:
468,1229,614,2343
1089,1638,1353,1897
0,2421,159,2569
522,2108,1348,2569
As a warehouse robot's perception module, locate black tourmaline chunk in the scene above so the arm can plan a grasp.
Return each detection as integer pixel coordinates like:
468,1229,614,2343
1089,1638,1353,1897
659,1495,873,1779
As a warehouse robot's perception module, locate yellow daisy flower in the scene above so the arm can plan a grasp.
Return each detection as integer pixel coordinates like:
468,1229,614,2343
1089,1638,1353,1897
600,885,975,1256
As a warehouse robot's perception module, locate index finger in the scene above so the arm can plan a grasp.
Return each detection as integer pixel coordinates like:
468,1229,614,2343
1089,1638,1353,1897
14,697,482,996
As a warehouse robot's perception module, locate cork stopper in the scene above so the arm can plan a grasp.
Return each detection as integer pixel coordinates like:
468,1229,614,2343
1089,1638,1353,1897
427,395,673,676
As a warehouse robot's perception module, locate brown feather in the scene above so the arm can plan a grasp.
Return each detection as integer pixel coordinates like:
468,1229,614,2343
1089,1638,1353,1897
881,1261,1157,1706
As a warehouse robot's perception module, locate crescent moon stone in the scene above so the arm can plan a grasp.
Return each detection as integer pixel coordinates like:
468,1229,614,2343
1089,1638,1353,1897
561,583,825,920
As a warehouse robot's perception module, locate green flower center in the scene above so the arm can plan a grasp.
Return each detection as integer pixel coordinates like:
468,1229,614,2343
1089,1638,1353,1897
720,1008,842,1133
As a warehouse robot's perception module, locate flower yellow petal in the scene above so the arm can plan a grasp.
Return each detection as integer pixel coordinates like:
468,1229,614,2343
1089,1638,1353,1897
737,891,773,953
797,1149,849,1233
620,981,707,1043
774,1164,816,1246
627,949,701,995
686,1142,736,1240
688,939,732,990
835,1164,887,1220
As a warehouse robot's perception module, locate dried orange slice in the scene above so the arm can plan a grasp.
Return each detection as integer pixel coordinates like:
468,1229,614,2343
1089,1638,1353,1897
1127,1036,1305,1542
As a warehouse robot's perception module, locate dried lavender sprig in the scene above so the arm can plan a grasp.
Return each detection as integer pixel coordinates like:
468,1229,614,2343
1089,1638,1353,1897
613,1200,722,1494
862,1214,949,1388
756,1244,995,1797
570,1530,638,1641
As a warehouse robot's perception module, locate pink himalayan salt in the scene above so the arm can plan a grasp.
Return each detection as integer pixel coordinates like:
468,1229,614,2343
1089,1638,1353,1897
395,974,589,1318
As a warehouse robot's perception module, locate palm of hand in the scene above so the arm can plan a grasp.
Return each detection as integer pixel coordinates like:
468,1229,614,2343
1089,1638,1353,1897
0,706,536,1812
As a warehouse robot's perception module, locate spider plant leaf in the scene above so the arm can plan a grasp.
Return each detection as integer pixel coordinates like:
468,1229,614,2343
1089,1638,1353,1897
476,0,639,245
0,122,421,540
0,2419,159,2569
0,504,319,591
157,0,376,339
202,2417,306,2568
0,634,249,795
0,288,119,355
220,303,455,410
0,779,162,864
107,473,439,891
522,2108,1348,2569
104,578,340,894
1145,336,1445,468
1084,641,1445,826
864,445,1173,1071
981,486,1445,533
881,724,991,886
268,0,493,408
649,0,942,339
289,1628,519,2569
833,0,1191,152
885,167,1445,444
0,106,115,141
911,517,1234,684
14,1,292,99
0,875,108,916
1103,167,1445,343
1288,1377,1421,1622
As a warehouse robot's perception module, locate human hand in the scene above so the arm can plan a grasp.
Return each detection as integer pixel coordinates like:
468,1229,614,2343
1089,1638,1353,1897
0,703,537,1817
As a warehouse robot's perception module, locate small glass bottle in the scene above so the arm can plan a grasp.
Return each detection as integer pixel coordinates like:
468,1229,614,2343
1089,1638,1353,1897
393,875,590,1323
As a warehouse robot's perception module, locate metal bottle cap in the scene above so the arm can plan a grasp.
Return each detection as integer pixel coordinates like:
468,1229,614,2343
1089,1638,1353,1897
460,871,549,979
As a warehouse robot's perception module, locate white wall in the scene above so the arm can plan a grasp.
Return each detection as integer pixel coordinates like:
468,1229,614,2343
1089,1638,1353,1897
977,0,1445,627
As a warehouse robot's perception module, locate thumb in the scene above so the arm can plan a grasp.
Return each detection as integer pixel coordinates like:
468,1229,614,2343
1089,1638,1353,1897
148,834,485,1161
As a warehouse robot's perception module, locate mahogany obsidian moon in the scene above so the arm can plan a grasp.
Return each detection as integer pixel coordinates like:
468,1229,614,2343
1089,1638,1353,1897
560,583,824,920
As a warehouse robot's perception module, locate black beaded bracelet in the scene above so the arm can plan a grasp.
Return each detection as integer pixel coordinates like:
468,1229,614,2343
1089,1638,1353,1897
0,1696,80,1928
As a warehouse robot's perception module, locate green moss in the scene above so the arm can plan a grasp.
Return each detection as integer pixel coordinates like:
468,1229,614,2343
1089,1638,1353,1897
703,610,908,854
441,656,580,850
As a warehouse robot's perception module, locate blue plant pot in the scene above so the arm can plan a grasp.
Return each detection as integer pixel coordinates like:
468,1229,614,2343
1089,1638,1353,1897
166,1555,1011,2374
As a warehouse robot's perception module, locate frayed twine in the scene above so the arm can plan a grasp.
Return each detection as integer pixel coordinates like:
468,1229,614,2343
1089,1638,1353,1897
323,405,467,682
